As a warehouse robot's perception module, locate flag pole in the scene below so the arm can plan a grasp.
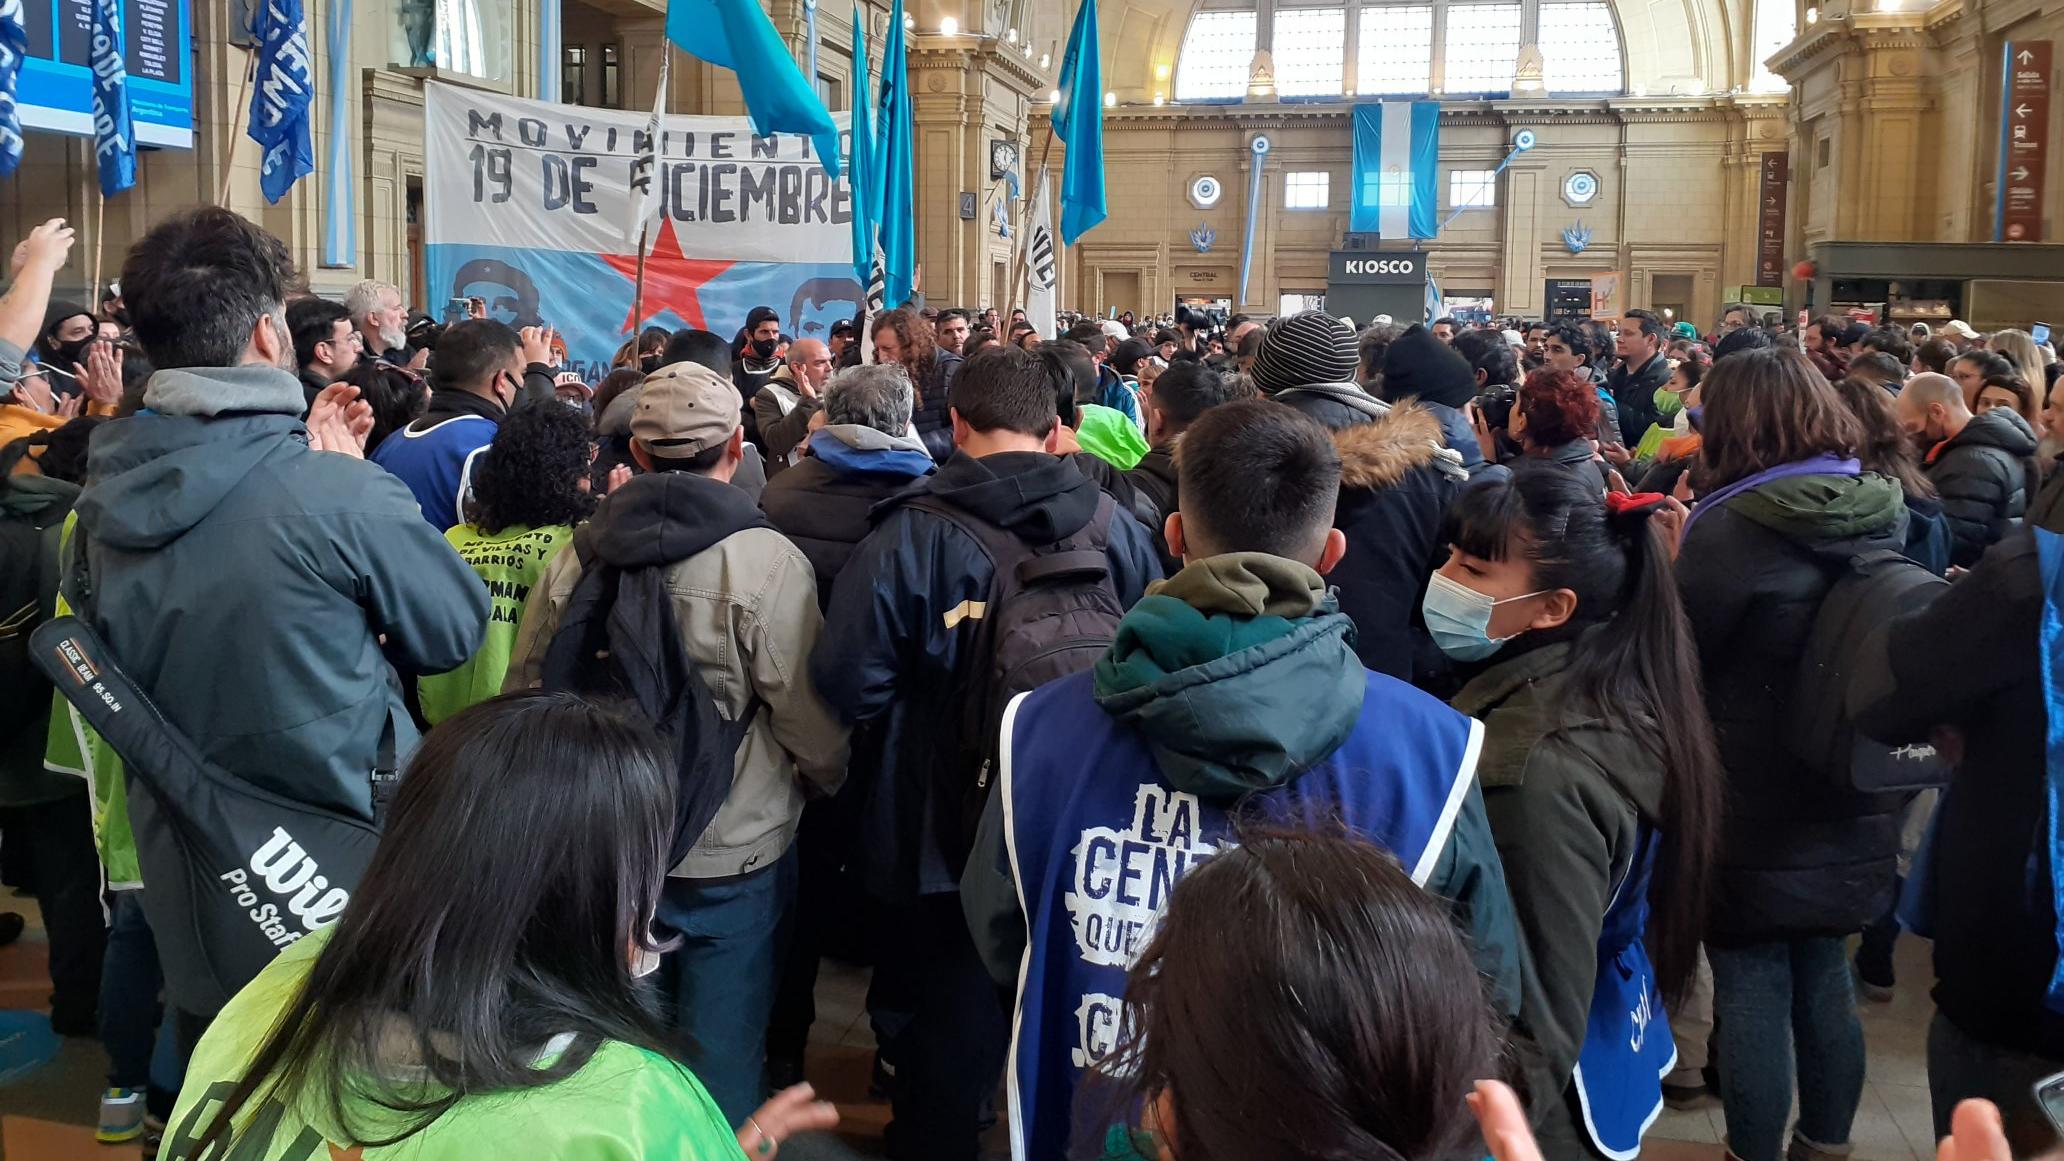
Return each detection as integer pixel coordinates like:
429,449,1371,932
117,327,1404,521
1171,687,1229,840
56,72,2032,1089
630,223,651,332
1013,46,1062,314
91,188,106,305
629,43,671,333
217,48,256,206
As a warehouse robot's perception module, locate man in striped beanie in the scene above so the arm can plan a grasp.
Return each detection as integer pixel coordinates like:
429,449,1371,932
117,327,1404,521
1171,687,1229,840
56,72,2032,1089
1249,310,1389,429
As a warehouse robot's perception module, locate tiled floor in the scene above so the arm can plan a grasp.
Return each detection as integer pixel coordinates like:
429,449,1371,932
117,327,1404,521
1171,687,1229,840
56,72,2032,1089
0,890,1945,1161
1646,933,1942,1161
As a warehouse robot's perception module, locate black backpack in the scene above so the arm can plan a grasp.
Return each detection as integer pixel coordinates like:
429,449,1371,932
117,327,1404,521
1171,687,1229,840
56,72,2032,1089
904,493,1126,828
1787,549,1952,793
538,556,756,869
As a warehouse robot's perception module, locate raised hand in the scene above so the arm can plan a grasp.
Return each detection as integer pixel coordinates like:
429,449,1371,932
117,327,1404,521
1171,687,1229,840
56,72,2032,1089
10,219,76,276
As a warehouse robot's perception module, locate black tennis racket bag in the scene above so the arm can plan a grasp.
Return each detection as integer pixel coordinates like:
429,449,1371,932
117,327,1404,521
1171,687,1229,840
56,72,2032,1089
29,614,388,1017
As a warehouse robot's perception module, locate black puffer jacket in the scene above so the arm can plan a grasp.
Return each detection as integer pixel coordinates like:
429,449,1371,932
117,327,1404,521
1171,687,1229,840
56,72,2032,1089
1677,471,1909,944
1925,409,2040,567
759,424,936,609
1326,403,1466,682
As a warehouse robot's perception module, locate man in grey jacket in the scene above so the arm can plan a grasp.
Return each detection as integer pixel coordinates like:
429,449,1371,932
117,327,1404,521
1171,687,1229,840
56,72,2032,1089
505,360,849,1124
74,209,490,1023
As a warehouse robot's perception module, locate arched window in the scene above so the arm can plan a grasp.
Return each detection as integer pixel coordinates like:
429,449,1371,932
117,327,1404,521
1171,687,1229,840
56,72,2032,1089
1173,0,1625,101
1749,0,1796,91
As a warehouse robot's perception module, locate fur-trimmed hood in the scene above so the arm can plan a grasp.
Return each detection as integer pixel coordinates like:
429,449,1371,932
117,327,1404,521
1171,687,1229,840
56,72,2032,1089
1335,401,1469,490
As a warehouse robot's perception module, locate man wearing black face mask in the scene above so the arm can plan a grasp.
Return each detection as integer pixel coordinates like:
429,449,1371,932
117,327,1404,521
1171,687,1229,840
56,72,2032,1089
732,305,785,406
370,319,527,531
36,300,97,398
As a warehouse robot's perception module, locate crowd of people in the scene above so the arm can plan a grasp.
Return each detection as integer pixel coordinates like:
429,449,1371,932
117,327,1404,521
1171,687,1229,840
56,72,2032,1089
3,205,2063,1161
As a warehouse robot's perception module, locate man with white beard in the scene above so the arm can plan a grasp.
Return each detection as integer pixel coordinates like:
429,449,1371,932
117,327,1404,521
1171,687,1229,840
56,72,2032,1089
346,279,410,364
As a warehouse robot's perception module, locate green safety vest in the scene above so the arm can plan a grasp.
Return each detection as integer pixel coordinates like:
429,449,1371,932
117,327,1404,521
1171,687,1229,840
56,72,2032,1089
416,523,572,726
164,929,738,1160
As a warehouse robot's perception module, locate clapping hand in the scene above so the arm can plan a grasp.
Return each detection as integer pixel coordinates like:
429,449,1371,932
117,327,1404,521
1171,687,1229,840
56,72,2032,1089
73,342,123,407
307,382,374,457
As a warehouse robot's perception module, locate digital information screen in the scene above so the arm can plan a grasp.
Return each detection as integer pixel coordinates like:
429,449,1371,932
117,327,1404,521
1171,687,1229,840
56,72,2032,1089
17,0,195,149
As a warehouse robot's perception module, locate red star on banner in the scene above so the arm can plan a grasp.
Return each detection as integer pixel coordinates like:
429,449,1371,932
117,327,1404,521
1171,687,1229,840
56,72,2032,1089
601,218,735,333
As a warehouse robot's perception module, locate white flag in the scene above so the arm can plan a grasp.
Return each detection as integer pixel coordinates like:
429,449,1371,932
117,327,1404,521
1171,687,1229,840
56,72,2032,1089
1023,166,1057,341
624,52,670,247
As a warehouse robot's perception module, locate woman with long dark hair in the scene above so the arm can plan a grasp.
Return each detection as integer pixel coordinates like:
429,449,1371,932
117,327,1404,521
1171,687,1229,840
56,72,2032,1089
872,306,960,462
1081,829,1505,1161
1426,462,1721,1158
164,693,837,1159
1673,346,1907,1161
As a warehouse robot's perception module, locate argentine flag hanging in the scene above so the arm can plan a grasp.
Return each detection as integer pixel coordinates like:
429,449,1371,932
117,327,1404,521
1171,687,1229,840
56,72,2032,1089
1351,101,1440,240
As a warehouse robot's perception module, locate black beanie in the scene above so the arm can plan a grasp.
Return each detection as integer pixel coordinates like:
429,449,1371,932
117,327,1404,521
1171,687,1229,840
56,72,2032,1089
1250,311,1359,394
1382,324,1477,408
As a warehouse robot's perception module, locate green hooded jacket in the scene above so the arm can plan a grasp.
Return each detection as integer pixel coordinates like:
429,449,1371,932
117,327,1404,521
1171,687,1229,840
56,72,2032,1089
962,553,1524,1019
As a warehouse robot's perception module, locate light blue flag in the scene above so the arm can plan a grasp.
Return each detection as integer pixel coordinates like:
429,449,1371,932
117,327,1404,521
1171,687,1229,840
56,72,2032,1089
0,0,23,176
248,0,314,203
847,4,875,287
87,0,135,196
1049,0,1105,244
875,0,913,308
1350,100,1440,239
666,0,841,178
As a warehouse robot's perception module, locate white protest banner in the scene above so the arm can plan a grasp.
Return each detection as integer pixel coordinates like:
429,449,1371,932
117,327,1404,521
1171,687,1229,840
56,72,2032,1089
424,82,860,379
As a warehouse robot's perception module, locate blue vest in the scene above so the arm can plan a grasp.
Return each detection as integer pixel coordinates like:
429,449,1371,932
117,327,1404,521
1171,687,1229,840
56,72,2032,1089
371,415,497,531
1570,825,1677,1160
1000,669,1483,1161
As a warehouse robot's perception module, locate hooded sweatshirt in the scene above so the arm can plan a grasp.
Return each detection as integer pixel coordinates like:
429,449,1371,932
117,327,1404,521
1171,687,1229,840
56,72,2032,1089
811,448,1163,899
508,469,850,879
75,364,488,825
761,423,936,605
960,552,1522,1016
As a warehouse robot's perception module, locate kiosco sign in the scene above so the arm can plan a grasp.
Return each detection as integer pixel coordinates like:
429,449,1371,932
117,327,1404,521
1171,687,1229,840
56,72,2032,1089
1329,250,1424,284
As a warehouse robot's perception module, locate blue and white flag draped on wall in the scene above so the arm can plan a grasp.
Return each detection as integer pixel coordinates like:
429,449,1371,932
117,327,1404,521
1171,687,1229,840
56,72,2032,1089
1351,101,1439,240
248,0,314,203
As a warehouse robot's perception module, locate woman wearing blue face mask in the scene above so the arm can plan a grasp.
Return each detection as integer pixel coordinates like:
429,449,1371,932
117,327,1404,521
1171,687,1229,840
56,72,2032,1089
1423,461,1723,1160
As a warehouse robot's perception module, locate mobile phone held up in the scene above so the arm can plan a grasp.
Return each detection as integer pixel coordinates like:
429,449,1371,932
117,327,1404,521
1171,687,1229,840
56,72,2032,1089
2035,1069,2064,1137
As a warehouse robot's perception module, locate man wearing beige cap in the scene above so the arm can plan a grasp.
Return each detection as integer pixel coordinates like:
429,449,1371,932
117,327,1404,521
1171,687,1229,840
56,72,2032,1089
505,359,849,1124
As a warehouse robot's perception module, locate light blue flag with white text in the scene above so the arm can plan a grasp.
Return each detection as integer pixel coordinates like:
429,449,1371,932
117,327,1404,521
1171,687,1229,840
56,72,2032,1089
1049,0,1105,244
1351,101,1440,240
88,0,136,197
666,0,841,178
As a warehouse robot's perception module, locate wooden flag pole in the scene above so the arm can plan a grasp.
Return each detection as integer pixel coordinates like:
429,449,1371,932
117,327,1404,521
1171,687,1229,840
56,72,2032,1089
630,222,652,332
1014,124,1058,316
91,188,106,305
628,44,672,333
217,48,256,206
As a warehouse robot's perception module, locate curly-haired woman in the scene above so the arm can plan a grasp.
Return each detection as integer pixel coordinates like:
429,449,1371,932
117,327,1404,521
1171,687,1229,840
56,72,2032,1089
416,404,596,723
871,306,960,462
